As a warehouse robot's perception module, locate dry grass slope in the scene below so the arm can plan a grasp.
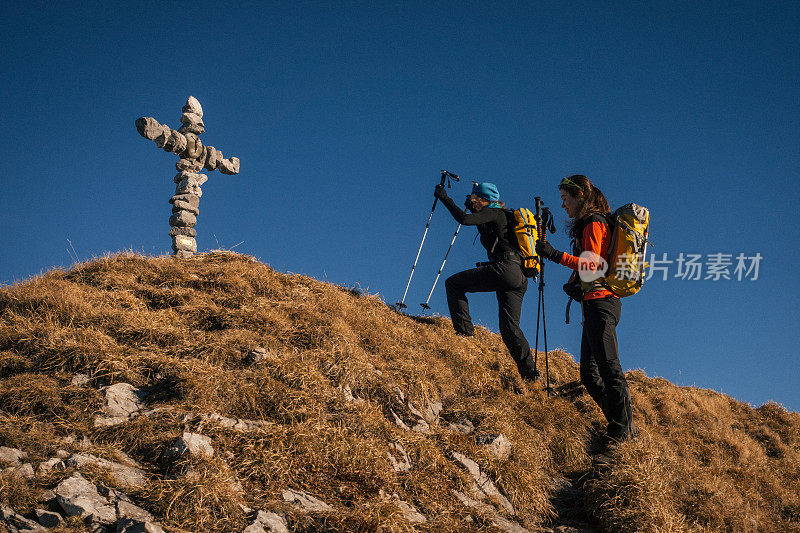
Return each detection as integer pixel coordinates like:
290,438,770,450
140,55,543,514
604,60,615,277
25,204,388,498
0,252,798,532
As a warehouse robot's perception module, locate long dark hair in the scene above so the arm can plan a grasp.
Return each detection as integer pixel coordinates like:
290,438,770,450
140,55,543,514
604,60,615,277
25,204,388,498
559,174,610,239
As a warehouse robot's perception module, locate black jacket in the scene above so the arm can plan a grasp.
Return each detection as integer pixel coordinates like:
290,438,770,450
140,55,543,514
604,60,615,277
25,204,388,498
440,196,517,262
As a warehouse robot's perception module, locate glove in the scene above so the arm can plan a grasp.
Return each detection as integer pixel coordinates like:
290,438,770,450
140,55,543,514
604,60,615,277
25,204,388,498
434,184,449,200
536,241,563,263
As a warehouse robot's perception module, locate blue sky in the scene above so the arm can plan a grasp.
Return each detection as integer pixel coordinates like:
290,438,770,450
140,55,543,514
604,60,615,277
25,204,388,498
1,1,798,411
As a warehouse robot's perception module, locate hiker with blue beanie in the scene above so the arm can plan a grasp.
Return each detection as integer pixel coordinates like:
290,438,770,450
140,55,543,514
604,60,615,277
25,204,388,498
433,182,537,381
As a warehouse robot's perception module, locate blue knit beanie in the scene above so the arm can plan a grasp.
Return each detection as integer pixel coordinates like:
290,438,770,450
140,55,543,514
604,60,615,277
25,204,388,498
472,182,500,202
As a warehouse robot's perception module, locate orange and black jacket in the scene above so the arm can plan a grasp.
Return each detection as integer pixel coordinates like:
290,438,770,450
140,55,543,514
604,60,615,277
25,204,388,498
559,213,616,300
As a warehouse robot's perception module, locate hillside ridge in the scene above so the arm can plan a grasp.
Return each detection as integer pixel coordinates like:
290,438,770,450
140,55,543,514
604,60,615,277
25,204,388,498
0,252,798,532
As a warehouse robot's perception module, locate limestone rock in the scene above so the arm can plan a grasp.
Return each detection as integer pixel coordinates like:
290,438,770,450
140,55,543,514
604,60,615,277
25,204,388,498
167,129,187,154
167,432,214,458
169,193,200,208
243,510,288,533
72,373,90,386
171,201,199,215
183,134,203,159
172,235,197,253
173,171,208,185
168,226,197,238
117,517,166,533
174,250,194,259
63,453,147,490
449,419,475,434
452,490,528,533
282,489,332,513
174,173,207,197
200,413,266,433
169,211,197,228
153,125,173,149
35,509,63,528
203,145,220,170
218,157,240,175
451,452,514,515
0,505,44,532
0,446,26,466
54,473,116,525
386,495,426,524
387,443,411,472
179,112,205,135
135,117,163,141
479,434,512,461
4,462,34,479
94,383,145,427
183,96,203,118
38,456,65,475
176,158,204,172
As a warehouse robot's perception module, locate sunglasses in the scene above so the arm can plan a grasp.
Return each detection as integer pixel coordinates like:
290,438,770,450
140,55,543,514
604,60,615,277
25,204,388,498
559,177,584,192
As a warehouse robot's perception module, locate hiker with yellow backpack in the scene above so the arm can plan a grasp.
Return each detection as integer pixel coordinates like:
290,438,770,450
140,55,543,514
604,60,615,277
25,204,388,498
536,174,648,443
433,182,540,382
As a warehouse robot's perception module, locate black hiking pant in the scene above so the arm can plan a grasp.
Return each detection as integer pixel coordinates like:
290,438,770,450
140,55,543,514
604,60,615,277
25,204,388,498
580,296,635,440
444,260,537,380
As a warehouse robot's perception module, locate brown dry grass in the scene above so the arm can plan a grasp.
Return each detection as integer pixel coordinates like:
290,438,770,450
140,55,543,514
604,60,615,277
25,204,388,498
0,252,798,532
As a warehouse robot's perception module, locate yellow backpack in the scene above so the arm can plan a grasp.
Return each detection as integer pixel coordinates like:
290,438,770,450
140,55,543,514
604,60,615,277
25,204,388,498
603,203,650,297
508,208,541,278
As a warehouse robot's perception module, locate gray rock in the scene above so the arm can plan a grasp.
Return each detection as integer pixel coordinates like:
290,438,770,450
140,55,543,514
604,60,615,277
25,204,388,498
172,170,206,184
218,157,240,175
117,500,154,522
168,226,197,238
116,517,166,533
171,201,199,215
174,173,207,197
174,250,195,260
94,383,145,427
449,420,475,434
0,505,44,532
167,129,187,154
451,452,514,514
135,117,163,141
171,235,197,253
386,495,426,524
452,491,528,533
282,489,332,513
169,193,200,207
203,146,220,170
183,134,203,159
176,158,203,172
35,509,63,528
72,373,90,386
54,473,116,525
169,211,197,228
387,443,411,472
243,510,288,533
179,112,205,135
153,125,174,150
200,413,265,433
479,434,512,461
63,454,147,490
0,446,26,466
182,96,203,118
167,432,214,458
4,463,34,479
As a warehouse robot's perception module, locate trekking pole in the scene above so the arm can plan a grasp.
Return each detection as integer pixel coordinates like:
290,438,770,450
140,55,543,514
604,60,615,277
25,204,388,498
539,206,556,396
533,198,556,394
420,223,461,313
532,197,544,383
396,170,460,311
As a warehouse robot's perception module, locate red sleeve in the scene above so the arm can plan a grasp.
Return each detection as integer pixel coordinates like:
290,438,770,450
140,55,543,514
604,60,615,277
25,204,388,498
559,221,608,271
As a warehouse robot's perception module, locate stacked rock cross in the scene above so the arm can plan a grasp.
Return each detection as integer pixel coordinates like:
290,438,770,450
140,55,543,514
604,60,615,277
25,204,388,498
135,96,240,258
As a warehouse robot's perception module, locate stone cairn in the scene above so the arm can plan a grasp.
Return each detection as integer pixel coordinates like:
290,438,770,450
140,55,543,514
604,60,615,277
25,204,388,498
135,96,240,258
